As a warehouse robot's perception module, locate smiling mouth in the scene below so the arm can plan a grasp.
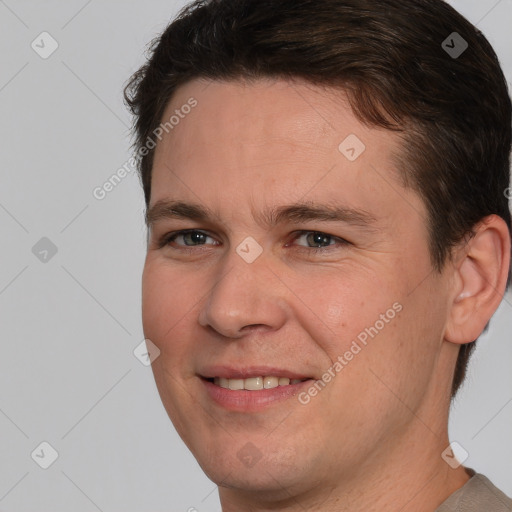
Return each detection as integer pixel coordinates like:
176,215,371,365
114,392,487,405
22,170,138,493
206,376,311,390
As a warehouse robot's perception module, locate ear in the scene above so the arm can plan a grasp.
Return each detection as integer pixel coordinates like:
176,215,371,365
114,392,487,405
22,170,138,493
445,215,511,345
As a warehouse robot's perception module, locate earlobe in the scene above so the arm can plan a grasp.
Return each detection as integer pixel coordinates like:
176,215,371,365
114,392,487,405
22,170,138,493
445,215,511,345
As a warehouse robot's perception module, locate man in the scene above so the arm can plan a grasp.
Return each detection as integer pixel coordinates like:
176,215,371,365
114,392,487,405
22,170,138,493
124,0,512,510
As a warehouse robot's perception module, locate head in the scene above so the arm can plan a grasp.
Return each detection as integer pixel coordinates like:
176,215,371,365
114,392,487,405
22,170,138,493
125,0,511,503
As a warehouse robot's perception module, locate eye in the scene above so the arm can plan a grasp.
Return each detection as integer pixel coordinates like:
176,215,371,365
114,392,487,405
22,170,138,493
290,231,349,250
157,229,350,254
159,230,217,248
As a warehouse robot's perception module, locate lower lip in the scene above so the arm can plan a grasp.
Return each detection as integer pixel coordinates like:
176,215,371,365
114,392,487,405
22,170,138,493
201,378,314,412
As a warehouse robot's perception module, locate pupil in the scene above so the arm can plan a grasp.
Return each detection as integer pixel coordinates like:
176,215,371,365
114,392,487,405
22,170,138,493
310,232,330,247
187,232,205,245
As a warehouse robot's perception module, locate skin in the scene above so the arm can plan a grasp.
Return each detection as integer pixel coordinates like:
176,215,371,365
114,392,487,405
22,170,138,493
141,78,510,511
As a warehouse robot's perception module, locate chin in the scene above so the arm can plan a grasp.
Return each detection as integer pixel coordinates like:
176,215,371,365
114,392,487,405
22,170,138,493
202,464,307,497
190,440,318,495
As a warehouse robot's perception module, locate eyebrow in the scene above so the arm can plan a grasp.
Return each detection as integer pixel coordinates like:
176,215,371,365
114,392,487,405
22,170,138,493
145,199,378,231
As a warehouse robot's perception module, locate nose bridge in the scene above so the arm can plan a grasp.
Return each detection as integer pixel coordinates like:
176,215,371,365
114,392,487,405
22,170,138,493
198,248,287,338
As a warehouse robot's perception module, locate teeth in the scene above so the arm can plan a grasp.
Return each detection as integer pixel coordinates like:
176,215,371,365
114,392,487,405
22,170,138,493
245,377,263,390
264,376,278,389
213,376,306,390
228,378,244,390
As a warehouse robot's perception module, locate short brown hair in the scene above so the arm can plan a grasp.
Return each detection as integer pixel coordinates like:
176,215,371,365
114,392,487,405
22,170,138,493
124,0,512,397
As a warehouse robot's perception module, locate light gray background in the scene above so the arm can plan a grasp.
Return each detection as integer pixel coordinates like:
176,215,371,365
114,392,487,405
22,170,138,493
0,1,510,511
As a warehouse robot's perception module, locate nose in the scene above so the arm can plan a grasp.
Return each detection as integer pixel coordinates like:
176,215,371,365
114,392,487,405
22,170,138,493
197,250,288,339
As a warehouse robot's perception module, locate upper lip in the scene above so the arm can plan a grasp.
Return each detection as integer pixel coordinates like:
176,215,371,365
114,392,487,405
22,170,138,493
199,365,313,380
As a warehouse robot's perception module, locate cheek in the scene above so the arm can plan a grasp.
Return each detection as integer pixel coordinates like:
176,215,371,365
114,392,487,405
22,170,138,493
289,263,445,398
331,275,448,414
285,267,399,358
141,260,200,432
141,259,192,359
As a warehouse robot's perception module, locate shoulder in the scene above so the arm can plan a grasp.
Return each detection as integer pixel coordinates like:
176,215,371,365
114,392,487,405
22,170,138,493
436,472,512,512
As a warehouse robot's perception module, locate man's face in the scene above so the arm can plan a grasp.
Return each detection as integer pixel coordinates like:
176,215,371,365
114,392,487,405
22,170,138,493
142,78,454,493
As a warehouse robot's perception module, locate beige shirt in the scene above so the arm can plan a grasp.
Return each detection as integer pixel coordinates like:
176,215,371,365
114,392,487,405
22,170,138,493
436,469,512,512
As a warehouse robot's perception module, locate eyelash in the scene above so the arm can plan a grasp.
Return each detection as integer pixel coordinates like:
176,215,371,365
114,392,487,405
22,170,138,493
157,229,350,254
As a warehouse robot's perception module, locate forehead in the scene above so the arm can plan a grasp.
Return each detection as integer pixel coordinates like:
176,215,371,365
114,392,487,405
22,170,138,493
154,77,394,168
150,78,426,231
